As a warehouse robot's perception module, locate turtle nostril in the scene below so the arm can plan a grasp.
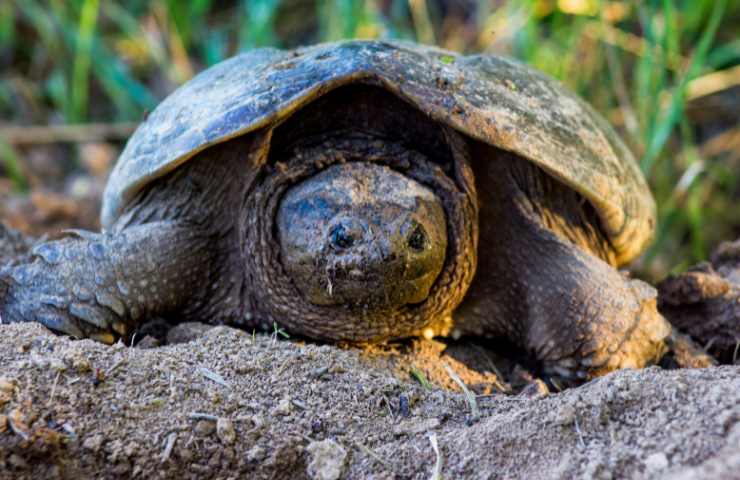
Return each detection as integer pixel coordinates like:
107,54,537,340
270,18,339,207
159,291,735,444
329,224,355,251
407,224,428,252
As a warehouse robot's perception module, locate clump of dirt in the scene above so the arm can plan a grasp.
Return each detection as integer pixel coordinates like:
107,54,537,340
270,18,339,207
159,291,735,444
659,238,740,362
0,322,737,479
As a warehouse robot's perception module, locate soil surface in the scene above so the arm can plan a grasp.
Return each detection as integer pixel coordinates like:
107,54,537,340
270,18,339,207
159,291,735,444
0,321,738,480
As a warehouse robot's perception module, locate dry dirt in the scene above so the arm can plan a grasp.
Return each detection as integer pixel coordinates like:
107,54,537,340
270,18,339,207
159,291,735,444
0,321,738,480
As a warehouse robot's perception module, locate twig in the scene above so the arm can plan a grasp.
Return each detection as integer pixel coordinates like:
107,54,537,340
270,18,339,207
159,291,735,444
160,432,177,463
105,357,127,377
189,412,219,421
428,433,443,480
574,416,586,449
291,399,307,410
0,122,138,145
199,367,230,388
443,363,479,421
354,441,393,471
381,394,395,421
47,372,61,407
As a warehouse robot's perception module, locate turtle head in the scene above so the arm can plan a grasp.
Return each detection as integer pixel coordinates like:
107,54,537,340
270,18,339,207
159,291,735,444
276,162,447,311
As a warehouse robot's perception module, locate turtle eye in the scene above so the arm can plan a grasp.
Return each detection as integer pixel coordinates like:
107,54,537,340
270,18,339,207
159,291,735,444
407,224,428,252
329,224,355,251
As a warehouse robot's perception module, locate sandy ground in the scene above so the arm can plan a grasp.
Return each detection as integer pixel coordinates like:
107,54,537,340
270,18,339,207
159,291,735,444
0,321,738,480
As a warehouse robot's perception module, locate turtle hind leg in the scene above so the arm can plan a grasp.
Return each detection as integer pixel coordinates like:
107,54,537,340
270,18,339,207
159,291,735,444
0,221,216,343
455,149,670,380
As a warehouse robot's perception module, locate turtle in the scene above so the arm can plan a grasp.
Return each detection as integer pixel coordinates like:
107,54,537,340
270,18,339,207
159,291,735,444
0,40,673,380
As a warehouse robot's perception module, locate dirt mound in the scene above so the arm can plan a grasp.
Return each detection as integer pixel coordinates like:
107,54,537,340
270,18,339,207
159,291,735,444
0,322,737,479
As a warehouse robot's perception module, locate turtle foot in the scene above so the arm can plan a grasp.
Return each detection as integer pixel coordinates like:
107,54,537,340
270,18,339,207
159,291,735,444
0,232,128,342
525,266,671,381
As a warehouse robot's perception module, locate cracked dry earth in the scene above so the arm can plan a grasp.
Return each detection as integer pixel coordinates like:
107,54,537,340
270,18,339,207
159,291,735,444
0,322,738,480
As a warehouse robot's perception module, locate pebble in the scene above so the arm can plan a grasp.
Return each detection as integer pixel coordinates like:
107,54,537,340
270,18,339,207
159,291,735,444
216,417,236,444
645,452,669,472
194,419,216,436
306,439,347,480
82,434,105,452
273,397,292,417
247,445,267,462
519,379,550,398
555,405,577,426
0,377,17,394
8,454,28,469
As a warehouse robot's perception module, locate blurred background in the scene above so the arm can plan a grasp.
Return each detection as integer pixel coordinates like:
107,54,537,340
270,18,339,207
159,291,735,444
0,0,738,280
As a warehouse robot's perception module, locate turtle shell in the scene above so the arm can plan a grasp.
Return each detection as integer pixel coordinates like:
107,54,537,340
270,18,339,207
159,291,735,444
103,40,655,265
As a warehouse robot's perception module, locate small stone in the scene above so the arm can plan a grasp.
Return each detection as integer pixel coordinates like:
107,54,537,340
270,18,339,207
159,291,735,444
216,417,236,445
555,406,576,426
194,419,216,436
519,379,549,398
0,377,17,394
309,366,330,379
311,418,323,434
247,445,267,462
83,434,105,452
645,452,669,472
8,454,28,469
178,448,194,462
273,397,292,417
306,439,347,480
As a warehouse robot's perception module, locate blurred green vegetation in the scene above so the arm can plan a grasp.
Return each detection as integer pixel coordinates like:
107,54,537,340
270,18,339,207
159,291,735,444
0,0,739,279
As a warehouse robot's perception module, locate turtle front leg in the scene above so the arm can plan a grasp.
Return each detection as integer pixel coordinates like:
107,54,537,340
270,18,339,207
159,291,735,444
508,231,670,379
456,153,670,380
0,221,215,343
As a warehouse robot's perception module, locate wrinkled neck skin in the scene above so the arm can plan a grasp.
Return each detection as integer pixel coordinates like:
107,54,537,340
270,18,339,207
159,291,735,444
241,130,478,342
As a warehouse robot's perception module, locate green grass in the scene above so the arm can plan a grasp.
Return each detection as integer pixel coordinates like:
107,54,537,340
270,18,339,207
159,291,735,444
1,0,739,278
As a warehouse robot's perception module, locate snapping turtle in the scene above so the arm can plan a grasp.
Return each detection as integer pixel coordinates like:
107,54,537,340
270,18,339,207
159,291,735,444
0,40,671,379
